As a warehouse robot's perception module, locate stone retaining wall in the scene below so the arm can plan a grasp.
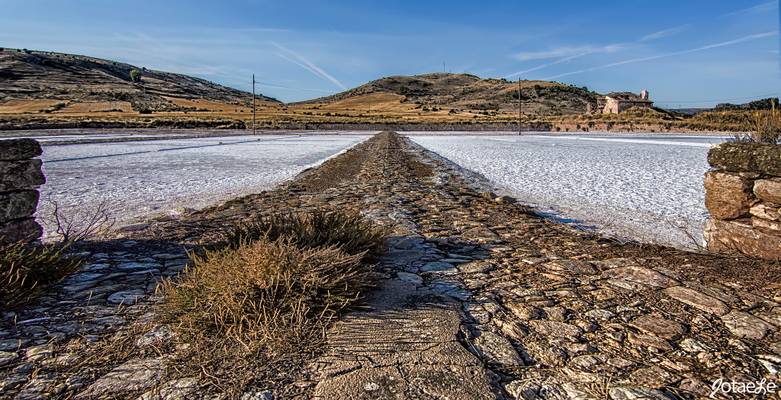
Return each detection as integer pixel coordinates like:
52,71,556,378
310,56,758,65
0,139,45,243
704,142,781,259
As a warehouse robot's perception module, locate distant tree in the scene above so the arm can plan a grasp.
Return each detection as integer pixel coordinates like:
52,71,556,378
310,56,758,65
130,69,142,83
22,48,30,54
0,48,4,52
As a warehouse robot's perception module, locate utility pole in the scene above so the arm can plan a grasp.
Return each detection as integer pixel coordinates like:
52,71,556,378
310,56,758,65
252,74,256,135
517,78,522,135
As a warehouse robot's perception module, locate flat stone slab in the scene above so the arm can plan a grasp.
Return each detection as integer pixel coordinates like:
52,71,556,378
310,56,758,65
311,279,496,399
663,286,730,315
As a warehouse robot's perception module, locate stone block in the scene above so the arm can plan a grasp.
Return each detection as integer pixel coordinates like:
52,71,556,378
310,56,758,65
704,171,753,219
0,160,45,192
0,218,43,244
708,142,781,176
0,139,42,161
753,216,781,233
750,203,781,221
705,219,781,260
754,178,781,204
0,190,39,223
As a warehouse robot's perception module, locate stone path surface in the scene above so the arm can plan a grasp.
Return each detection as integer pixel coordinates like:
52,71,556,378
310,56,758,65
1,131,780,399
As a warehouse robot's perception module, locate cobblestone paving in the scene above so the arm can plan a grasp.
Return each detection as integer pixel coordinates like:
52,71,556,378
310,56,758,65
1,132,780,399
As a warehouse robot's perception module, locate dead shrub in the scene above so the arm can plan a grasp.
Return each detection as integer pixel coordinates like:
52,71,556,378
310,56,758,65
225,210,387,260
749,101,781,144
0,241,81,308
44,198,117,242
157,209,387,393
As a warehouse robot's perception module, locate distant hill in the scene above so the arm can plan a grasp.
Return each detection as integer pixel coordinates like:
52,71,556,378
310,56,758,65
296,73,602,116
0,48,279,113
713,97,779,112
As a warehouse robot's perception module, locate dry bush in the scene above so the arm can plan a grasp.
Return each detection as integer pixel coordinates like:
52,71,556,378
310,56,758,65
0,241,81,308
749,101,781,143
157,209,387,394
45,198,116,242
225,210,388,260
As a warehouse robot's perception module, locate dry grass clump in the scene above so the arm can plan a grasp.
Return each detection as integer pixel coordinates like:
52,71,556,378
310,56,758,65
225,210,387,260
749,102,781,144
157,209,387,394
0,241,81,308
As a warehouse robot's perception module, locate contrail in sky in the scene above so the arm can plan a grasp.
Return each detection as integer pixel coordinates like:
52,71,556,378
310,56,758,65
271,41,347,90
542,31,778,80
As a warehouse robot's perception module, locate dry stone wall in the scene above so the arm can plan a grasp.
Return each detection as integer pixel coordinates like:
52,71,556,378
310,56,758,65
0,139,45,243
704,142,781,259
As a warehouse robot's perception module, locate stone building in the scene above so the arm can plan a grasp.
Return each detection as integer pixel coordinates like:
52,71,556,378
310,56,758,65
602,90,653,114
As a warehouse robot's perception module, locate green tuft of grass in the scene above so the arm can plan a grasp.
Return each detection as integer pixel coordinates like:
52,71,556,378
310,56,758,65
0,241,82,308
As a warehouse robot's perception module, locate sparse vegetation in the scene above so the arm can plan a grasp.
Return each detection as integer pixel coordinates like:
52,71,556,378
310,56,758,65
129,68,142,83
46,198,116,242
0,241,81,308
157,209,387,393
748,100,781,143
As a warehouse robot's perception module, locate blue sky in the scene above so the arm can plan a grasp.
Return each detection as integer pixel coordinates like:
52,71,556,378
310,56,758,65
1,1,779,106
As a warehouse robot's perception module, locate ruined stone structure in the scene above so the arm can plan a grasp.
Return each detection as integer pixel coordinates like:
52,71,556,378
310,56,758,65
704,142,781,259
602,91,653,114
0,139,45,243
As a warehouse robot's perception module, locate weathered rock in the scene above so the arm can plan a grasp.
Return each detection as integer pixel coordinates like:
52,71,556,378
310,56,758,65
705,218,781,260
663,286,730,315
0,160,45,192
77,358,164,398
528,320,583,339
608,386,673,400
395,271,423,285
136,325,174,347
472,330,525,367
708,142,781,176
720,310,775,340
420,261,454,272
754,178,781,204
704,171,754,219
0,217,42,243
0,350,19,367
108,289,145,305
630,314,686,340
753,216,781,232
750,203,781,221
0,190,39,223
139,377,200,400
601,265,677,289
0,139,42,161
505,302,543,320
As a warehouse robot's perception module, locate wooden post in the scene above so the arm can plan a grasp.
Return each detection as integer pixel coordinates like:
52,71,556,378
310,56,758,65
252,74,256,135
517,78,521,134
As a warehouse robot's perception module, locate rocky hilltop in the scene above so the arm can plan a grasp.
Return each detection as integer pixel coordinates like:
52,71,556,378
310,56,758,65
0,48,279,112
299,73,601,116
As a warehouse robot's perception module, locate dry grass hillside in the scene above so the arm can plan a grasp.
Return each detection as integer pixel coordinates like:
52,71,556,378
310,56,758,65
296,73,600,116
0,48,279,116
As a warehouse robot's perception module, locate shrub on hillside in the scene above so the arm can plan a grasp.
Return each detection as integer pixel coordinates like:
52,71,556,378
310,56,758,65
129,68,141,82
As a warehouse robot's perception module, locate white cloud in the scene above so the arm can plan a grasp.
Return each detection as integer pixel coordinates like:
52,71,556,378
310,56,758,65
640,25,689,41
271,42,347,90
721,1,778,17
506,44,624,78
544,31,779,80
512,44,623,61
